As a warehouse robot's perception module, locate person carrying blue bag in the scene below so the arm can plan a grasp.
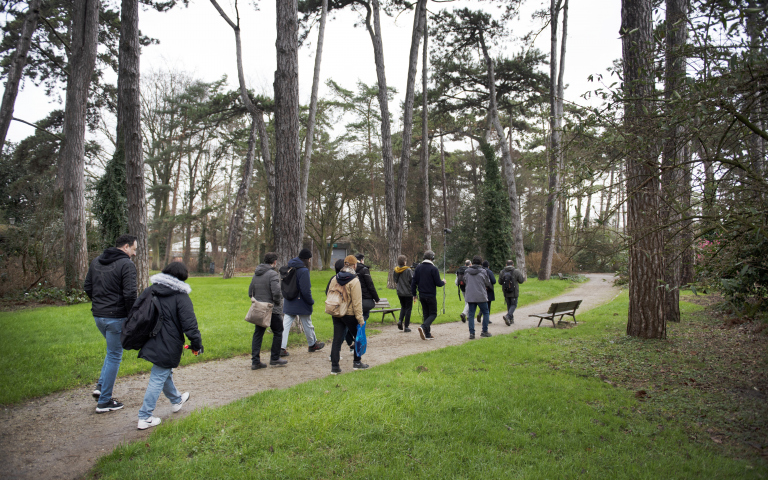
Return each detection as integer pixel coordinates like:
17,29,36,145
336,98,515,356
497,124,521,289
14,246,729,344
325,255,368,375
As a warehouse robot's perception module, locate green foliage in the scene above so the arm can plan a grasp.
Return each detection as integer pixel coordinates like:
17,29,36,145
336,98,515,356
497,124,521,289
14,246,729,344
479,141,511,271
23,286,90,305
92,147,127,250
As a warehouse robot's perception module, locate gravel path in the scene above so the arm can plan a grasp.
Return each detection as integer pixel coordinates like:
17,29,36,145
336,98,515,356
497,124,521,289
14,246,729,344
0,274,619,479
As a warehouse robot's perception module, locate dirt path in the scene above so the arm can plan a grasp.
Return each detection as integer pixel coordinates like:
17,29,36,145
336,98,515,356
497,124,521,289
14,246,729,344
0,274,619,479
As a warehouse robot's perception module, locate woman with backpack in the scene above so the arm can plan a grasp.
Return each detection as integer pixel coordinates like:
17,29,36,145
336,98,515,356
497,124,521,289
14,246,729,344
326,255,366,375
392,255,414,332
135,262,202,430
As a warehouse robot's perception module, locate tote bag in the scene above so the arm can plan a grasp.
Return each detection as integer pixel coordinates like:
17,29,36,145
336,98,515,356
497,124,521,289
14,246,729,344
245,297,273,328
355,321,367,357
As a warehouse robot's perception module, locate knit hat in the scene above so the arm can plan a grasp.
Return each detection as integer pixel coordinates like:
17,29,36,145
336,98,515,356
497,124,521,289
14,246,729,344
299,248,313,260
344,255,358,266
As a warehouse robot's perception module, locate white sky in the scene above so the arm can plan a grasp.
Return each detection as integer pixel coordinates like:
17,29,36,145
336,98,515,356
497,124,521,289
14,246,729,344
7,0,621,145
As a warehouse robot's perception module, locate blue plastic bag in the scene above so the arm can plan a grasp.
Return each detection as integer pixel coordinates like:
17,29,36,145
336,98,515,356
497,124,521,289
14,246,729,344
355,321,367,357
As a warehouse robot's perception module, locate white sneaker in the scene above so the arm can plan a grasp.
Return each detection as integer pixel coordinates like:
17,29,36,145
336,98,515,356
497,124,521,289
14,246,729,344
137,416,161,430
172,392,190,413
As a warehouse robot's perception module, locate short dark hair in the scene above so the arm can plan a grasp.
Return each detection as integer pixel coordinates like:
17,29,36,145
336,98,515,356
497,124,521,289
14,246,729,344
334,258,344,273
264,252,278,265
464,259,471,266
397,255,407,266
506,259,515,266
162,262,188,281
115,234,137,249
355,253,365,261
482,260,489,268
472,255,482,265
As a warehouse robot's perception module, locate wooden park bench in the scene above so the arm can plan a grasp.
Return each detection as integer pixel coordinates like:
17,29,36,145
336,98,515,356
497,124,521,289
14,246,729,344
370,298,401,324
529,300,583,327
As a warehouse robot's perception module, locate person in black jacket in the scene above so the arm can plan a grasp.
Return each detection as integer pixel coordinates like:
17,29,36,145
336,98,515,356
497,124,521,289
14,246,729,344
478,260,496,324
410,250,446,340
248,252,286,370
83,234,138,413
135,262,202,430
393,254,414,332
354,253,380,322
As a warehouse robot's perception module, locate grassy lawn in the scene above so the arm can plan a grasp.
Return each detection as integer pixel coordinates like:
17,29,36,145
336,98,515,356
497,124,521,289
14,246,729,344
89,292,766,479
0,270,573,405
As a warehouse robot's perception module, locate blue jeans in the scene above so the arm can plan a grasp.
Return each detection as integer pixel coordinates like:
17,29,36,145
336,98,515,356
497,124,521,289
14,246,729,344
467,302,490,334
138,364,182,420
94,317,124,404
281,314,318,349
505,296,518,322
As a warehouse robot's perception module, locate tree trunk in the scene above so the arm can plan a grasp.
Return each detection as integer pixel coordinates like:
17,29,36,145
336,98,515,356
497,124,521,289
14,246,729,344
440,128,449,230
299,0,328,243
273,0,302,265
420,5,431,252
661,0,688,323
680,143,694,285
479,34,526,275
539,0,568,281
164,157,182,266
120,0,149,291
223,120,257,279
58,0,100,290
0,0,42,153
622,0,666,339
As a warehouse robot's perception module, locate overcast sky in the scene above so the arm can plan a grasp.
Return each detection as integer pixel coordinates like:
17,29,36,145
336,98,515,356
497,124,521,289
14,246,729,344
6,0,621,145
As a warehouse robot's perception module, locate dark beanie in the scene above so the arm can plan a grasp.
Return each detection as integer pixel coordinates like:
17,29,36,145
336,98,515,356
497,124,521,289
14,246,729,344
299,248,313,260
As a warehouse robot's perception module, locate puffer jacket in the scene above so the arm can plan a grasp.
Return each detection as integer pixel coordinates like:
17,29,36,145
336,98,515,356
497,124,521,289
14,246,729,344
393,266,414,297
137,273,202,369
463,265,491,303
248,263,283,316
328,268,364,324
83,247,137,318
283,257,314,315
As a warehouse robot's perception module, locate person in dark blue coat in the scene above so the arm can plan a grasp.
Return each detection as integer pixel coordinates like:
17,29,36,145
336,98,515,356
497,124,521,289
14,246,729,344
478,260,496,324
281,249,325,355
410,250,446,340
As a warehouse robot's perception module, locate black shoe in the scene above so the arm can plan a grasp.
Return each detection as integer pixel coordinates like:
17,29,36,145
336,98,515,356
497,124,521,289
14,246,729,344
251,362,267,370
489,320,493,324
280,348,290,357
397,322,403,330
308,342,325,352
469,333,475,339
95,398,124,413
331,366,342,375
92,385,101,401
480,331,492,338
404,327,411,333
426,336,436,340
353,362,369,370
476,316,481,323
460,313,467,323
503,315,511,326
418,327,426,340
349,345,355,353
270,359,288,367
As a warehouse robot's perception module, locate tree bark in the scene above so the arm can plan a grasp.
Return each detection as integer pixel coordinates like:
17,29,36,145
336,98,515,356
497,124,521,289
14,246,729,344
479,34,526,275
58,0,100,290
120,0,149,290
622,0,666,339
661,0,688,322
420,4,431,252
0,0,42,154
440,128,449,230
539,0,568,281
223,120,258,278
273,0,302,265
299,0,328,242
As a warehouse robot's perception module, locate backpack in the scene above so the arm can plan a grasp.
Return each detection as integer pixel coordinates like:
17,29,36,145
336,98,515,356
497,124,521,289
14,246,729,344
121,287,164,350
279,266,299,300
456,266,468,292
325,278,350,317
500,270,515,295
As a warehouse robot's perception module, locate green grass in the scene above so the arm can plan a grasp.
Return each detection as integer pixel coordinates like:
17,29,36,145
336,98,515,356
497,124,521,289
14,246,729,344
90,291,765,479
0,271,573,405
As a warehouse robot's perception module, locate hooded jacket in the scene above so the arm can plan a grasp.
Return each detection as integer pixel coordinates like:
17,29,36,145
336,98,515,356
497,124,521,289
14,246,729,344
137,273,202,369
355,263,380,303
248,263,283,316
393,265,414,297
411,260,445,298
327,267,364,324
484,267,497,302
463,264,491,303
83,247,137,318
499,265,526,298
283,257,314,316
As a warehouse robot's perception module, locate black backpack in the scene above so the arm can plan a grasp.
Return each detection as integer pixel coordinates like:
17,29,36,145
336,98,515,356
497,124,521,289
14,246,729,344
500,270,515,295
456,266,468,292
279,266,300,300
121,287,164,350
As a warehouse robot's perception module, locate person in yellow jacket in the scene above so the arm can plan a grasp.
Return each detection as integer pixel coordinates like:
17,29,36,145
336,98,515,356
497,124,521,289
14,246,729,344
327,255,367,374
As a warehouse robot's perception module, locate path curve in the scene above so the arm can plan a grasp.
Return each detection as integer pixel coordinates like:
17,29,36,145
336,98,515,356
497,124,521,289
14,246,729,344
0,274,619,479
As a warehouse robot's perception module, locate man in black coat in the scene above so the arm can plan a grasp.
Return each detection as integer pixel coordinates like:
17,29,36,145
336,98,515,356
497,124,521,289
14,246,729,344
411,250,446,340
84,234,138,413
354,253,380,322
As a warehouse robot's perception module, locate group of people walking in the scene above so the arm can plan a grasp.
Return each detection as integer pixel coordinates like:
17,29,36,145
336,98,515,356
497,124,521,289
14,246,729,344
84,236,525,431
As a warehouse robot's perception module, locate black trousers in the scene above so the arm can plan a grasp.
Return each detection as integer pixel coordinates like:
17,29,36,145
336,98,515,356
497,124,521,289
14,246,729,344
331,315,361,367
419,296,438,336
252,312,284,363
398,295,413,326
